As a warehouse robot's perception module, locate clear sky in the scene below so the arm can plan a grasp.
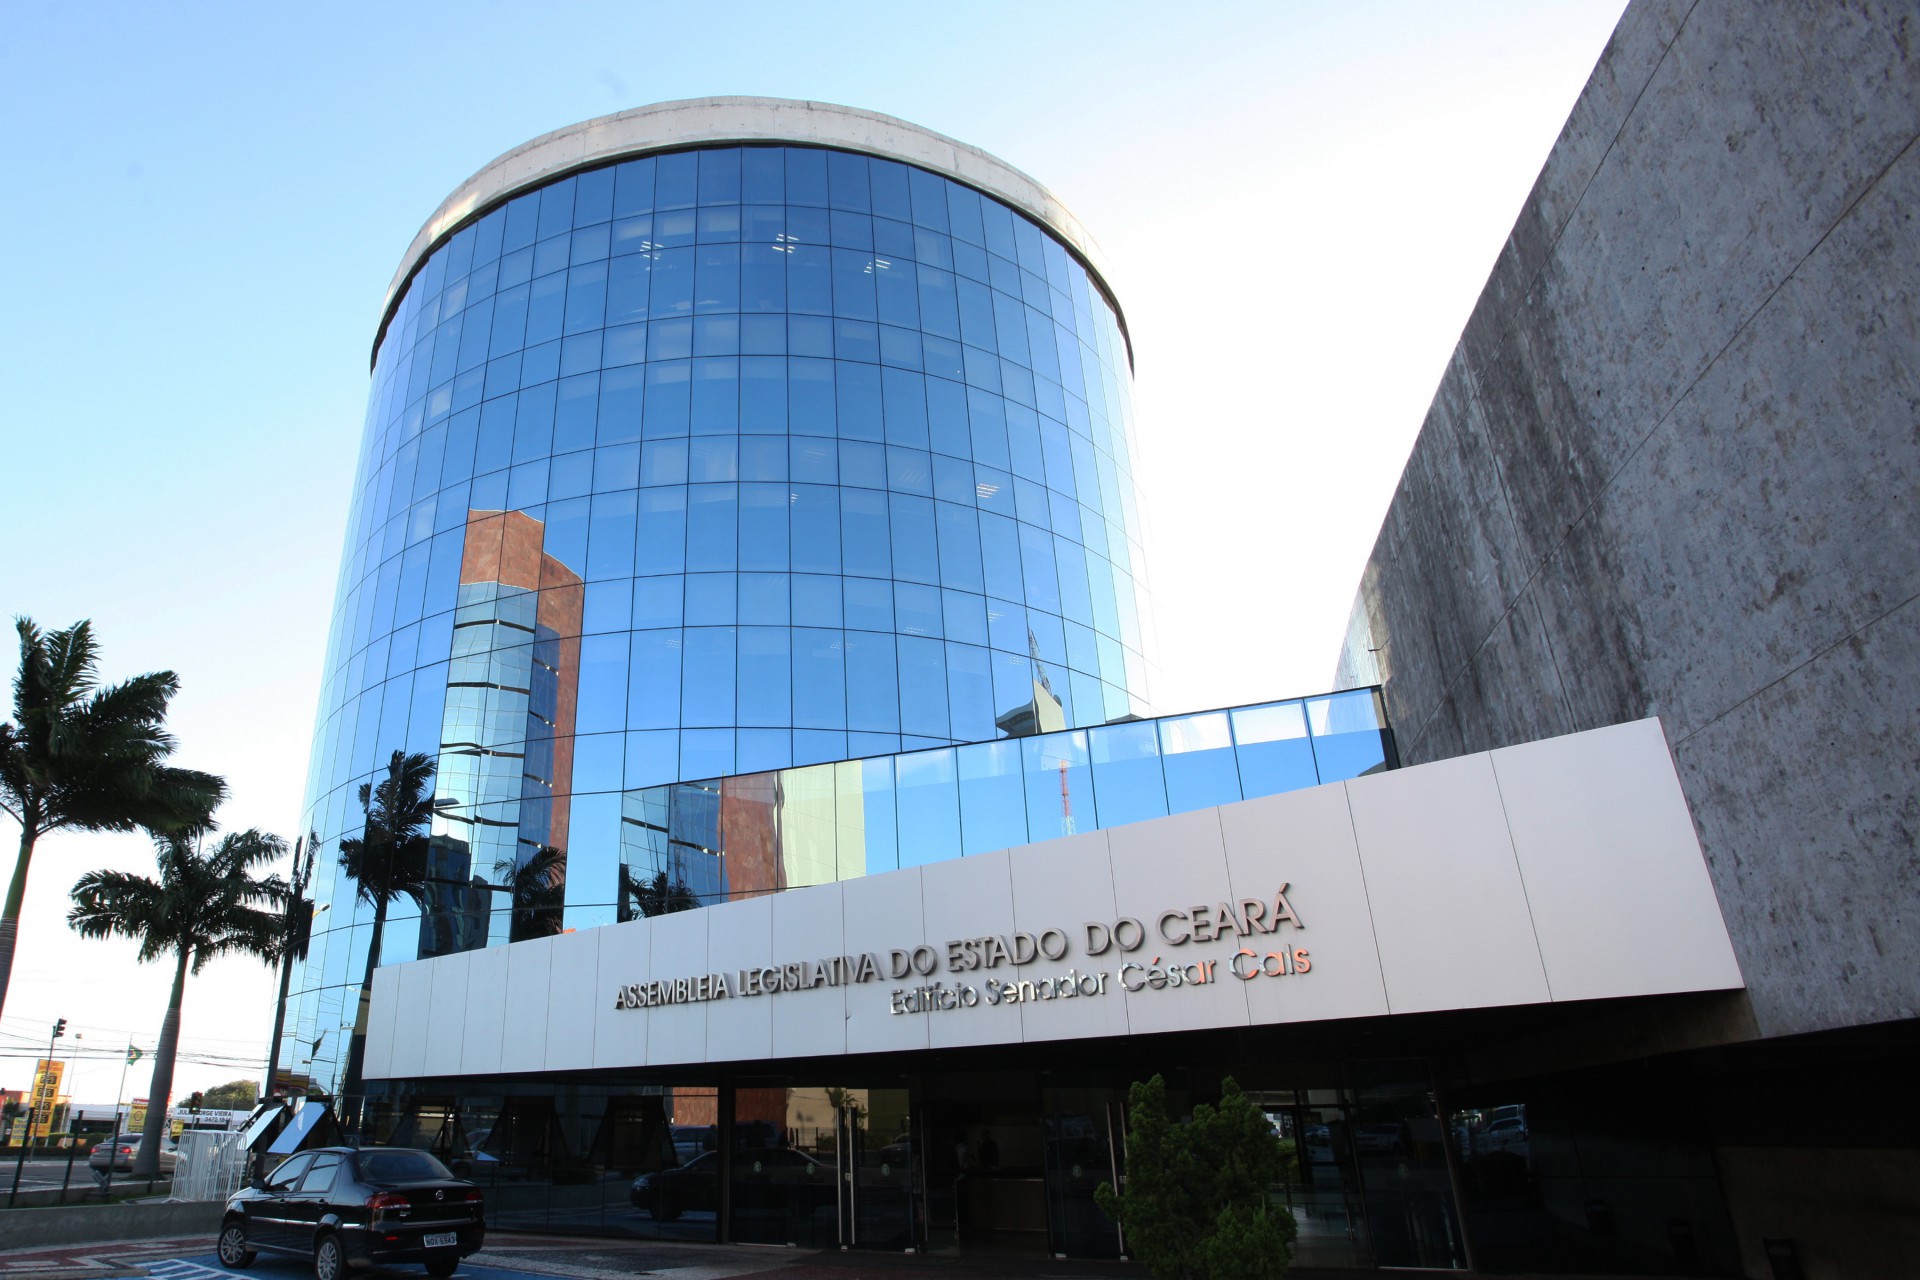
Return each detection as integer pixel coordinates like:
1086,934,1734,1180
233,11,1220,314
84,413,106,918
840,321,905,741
0,0,1627,1107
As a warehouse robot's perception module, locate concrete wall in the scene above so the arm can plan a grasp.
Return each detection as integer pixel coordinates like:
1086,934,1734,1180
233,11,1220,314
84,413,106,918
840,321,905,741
0,1200,221,1250
1335,0,1920,1041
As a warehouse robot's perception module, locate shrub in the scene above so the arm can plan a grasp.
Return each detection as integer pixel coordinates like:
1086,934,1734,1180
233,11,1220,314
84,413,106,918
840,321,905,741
1095,1075,1296,1280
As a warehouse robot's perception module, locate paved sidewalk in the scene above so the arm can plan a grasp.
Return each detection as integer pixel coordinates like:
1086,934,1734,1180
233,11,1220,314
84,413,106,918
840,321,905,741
0,1230,1691,1280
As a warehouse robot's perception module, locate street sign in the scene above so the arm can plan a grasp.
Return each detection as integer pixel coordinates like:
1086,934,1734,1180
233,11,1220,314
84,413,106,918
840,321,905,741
28,1062,64,1141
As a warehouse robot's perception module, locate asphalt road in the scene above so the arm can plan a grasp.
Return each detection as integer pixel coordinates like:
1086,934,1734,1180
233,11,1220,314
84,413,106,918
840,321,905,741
0,1155,100,1193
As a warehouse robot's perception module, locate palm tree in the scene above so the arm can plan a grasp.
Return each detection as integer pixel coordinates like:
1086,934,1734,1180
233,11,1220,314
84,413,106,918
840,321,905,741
263,830,318,1093
68,825,287,1177
495,845,566,941
337,750,439,1106
0,618,225,1019
617,864,702,922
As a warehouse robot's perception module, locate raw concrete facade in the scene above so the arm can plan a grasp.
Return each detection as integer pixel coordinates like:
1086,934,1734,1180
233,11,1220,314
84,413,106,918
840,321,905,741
1335,0,1919,1045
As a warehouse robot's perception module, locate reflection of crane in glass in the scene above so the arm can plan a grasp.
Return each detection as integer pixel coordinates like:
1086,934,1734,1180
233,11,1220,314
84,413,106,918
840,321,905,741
1059,759,1076,835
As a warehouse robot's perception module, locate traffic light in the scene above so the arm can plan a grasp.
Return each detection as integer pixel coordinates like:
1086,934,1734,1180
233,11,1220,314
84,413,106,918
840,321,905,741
51,1019,65,1040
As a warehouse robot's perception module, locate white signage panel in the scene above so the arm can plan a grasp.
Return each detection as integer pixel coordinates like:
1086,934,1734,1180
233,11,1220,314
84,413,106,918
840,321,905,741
363,718,1744,1079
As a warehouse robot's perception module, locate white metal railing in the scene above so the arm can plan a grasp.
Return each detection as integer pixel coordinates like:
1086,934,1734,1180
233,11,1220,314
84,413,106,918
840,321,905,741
173,1129,248,1202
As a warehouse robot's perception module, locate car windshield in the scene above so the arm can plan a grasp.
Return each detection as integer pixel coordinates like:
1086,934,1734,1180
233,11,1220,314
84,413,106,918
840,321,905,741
357,1149,454,1183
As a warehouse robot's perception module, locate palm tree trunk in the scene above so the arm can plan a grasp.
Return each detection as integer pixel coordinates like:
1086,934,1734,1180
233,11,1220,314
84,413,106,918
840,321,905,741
338,895,388,1127
0,823,38,1020
133,949,190,1178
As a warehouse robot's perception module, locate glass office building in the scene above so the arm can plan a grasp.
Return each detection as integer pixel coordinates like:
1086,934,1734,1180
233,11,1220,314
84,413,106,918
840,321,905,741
290,102,1155,1064
284,101,1458,1265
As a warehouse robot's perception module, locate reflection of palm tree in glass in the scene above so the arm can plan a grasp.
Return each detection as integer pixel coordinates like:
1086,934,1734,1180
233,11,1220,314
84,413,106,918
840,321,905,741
494,845,565,941
339,750,439,1104
617,865,701,921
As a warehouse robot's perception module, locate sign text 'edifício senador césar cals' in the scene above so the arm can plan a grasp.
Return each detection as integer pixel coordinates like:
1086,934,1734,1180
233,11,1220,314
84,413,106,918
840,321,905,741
609,885,1311,1015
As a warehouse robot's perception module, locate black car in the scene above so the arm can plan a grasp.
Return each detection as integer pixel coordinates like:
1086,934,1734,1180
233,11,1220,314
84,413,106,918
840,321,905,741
217,1147,484,1279
628,1147,825,1221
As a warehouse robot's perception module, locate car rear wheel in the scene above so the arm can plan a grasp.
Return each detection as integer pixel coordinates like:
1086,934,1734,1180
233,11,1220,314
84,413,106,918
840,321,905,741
424,1256,460,1278
217,1223,255,1269
314,1234,344,1280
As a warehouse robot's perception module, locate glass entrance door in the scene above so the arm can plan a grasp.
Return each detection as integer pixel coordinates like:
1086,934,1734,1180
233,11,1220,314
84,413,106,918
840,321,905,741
728,1083,916,1250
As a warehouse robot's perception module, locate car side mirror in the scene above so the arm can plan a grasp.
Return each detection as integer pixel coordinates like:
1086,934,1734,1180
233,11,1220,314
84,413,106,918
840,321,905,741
250,1174,268,1190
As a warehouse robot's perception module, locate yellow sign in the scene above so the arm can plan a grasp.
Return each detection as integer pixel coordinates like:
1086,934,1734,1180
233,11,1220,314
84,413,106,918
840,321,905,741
129,1099,148,1134
28,1061,64,1141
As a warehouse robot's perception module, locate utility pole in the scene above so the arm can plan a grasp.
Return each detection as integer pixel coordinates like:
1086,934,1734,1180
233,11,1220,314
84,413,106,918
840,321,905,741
9,1018,64,1206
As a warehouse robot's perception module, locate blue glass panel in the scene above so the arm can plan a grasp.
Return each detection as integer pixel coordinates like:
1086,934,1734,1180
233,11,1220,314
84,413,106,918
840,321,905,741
685,484,738,571
684,573,735,625
840,440,885,490
585,490,637,580
739,482,789,572
840,489,890,579
788,244,831,314
607,254,650,325
739,572,789,626
737,626,791,726
555,374,599,453
895,748,959,868
742,148,784,204
643,362,690,435
1306,691,1388,780
1159,712,1241,813
681,627,736,726
739,435,786,481
583,579,631,634
843,578,891,631
890,493,939,585
792,575,841,628
640,438,688,486
631,576,681,629
844,630,899,733
826,150,870,211
679,728,733,780
1021,730,1091,842
897,636,950,740
634,488,686,576
1089,720,1167,828
792,627,846,730
894,582,941,638
978,513,1023,601
575,634,631,735
691,357,740,434
836,362,883,440
698,149,741,205
737,727,791,775
1230,702,1318,797
786,148,828,207
740,357,785,431
958,739,1026,855
790,358,835,434
624,729,676,788
789,484,840,573
943,641,993,743
656,152,697,209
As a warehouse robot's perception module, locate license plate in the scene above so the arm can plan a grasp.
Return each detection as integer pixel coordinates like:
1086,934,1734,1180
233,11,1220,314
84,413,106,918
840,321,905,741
423,1233,457,1250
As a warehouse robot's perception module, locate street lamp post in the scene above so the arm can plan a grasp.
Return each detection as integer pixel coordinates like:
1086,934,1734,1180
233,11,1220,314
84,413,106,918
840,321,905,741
9,1019,64,1207
101,1043,139,1198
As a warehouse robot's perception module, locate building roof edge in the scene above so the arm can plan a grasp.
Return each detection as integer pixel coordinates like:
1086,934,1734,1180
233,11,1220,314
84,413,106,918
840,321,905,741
374,97,1129,369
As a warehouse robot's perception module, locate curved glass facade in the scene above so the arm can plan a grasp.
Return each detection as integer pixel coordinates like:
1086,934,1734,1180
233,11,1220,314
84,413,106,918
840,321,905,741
283,142,1152,1094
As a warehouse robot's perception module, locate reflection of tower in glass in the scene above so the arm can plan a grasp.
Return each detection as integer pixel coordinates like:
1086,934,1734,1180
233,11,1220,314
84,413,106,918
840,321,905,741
993,628,1067,739
424,509,582,955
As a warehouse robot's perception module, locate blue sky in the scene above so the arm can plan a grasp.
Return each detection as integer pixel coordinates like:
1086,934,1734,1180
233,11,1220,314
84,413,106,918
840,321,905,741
0,0,1625,1101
